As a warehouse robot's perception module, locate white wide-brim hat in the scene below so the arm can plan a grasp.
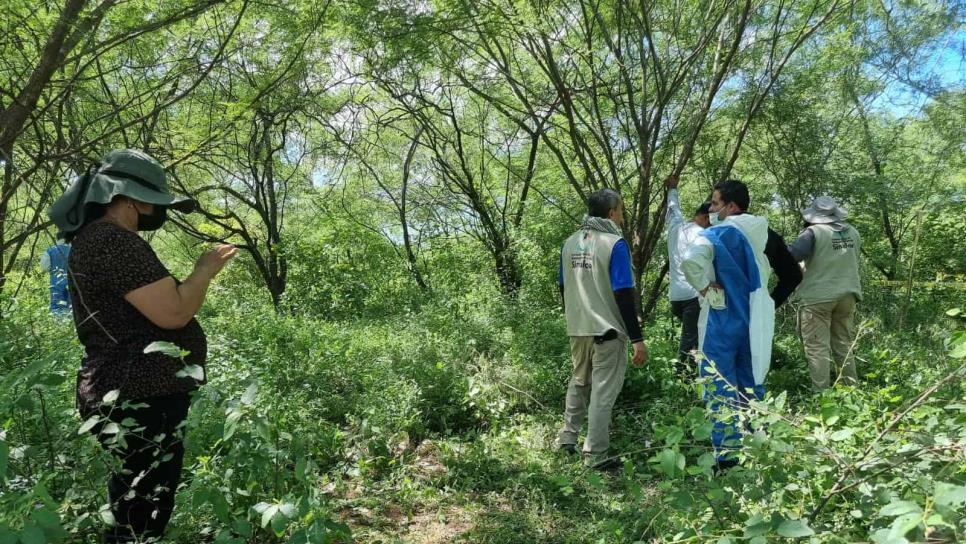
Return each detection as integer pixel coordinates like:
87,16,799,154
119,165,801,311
802,195,847,224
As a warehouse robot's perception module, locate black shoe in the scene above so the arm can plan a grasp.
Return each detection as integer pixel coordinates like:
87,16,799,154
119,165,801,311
559,443,578,455
590,457,623,472
714,458,739,474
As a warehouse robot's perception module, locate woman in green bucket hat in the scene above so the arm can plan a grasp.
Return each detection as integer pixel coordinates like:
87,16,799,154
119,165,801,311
49,149,237,543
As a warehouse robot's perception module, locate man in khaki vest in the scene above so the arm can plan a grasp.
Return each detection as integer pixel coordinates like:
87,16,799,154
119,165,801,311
556,189,647,470
788,196,863,391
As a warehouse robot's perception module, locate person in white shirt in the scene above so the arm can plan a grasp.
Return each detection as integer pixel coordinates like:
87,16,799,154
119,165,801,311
664,175,710,376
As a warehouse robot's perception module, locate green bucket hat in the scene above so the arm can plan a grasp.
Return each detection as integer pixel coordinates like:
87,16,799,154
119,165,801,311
49,149,196,235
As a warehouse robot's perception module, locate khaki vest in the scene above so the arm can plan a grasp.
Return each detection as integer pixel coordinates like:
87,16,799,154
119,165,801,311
562,229,627,338
796,223,863,304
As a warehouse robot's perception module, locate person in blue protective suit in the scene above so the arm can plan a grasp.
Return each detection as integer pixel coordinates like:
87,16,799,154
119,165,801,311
681,179,801,471
41,240,72,314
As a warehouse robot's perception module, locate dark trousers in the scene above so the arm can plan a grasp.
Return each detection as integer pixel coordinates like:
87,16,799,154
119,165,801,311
670,297,700,375
84,393,191,543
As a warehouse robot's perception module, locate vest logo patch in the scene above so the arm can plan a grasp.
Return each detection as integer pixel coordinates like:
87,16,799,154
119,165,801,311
571,232,593,270
831,231,856,251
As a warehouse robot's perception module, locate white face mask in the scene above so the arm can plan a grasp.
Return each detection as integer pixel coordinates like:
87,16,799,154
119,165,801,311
708,210,722,226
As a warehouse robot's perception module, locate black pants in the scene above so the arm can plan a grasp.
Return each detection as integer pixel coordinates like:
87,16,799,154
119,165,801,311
670,297,701,375
84,393,191,543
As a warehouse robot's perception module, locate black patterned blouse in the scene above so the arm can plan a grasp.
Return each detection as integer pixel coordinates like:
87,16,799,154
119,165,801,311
68,221,207,414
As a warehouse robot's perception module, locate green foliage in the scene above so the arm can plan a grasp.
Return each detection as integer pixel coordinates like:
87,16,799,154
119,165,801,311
1,0,964,541
3,265,965,542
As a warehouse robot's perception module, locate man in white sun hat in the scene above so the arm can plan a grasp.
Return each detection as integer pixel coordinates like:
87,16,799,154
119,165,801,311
788,196,863,391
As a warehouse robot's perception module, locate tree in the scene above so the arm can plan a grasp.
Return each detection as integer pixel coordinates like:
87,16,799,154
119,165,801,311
0,0,243,309
170,1,333,310
428,0,845,311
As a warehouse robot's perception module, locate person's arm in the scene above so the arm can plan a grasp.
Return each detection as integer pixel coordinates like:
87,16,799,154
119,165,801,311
613,289,642,341
764,228,802,308
681,238,715,294
609,239,647,365
125,245,237,330
40,251,51,272
666,187,686,234
787,228,815,262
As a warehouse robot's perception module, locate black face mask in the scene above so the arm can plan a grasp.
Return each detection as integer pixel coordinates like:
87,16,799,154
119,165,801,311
136,205,167,231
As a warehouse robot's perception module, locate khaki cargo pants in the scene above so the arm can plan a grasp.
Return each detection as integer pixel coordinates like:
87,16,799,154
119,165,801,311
557,335,627,465
798,294,859,391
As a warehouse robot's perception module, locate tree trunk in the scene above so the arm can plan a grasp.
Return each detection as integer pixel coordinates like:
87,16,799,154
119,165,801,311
401,127,428,290
0,144,12,317
0,0,89,151
641,260,669,324
494,243,522,297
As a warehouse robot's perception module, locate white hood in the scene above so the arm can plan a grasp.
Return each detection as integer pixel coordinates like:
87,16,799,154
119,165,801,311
724,213,775,385
724,213,768,254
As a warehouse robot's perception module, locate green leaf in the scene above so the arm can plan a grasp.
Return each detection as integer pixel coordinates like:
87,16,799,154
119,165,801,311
585,472,605,490
888,513,922,538
934,482,966,508
830,428,854,441
260,505,279,528
271,510,290,536
98,503,115,525
19,525,45,544
653,448,682,477
31,509,66,541
663,426,684,446
143,341,185,358
255,417,273,443
241,382,258,405
32,508,61,531
777,519,815,537
870,528,908,544
78,415,100,435
214,528,240,544
101,422,120,435
211,491,230,523
37,373,66,387
879,500,922,517
232,519,253,538
697,452,716,469
0,526,16,544
820,404,840,425
15,394,35,410
175,364,205,381
102,389,120,405
945,307,961,316
192,487,210,509
743,514,770,538
672,490,693,509
278,503,297,518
